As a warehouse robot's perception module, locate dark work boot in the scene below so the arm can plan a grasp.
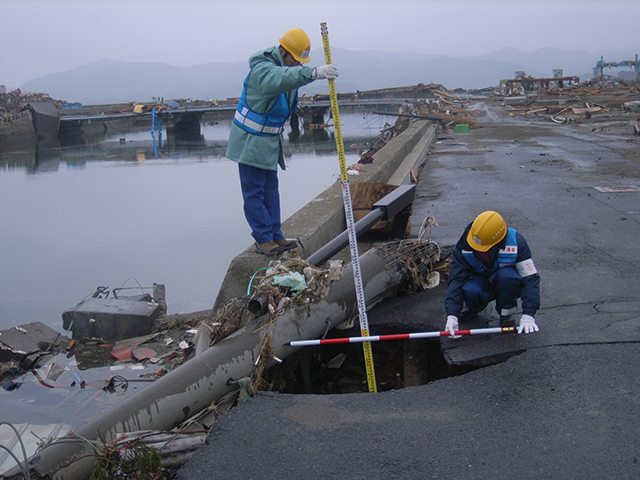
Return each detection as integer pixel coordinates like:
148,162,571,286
499,306,517,327
500,315,516,328
459,306,479,321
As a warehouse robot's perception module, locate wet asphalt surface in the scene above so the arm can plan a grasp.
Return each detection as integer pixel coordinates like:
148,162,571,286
177,101,640,479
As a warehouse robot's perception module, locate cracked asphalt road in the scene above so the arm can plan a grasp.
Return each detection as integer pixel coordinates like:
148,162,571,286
178,100,640,480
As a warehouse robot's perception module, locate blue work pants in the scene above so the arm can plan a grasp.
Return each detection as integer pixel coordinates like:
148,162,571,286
462,267,522,316
238,163,285,244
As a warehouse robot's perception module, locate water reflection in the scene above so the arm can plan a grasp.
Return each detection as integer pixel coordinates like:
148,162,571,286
0,110,397,435
0,111,396,333
0,137,63,174
1,351,164,429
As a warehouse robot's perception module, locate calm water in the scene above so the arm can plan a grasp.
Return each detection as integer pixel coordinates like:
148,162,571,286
0,111,395,333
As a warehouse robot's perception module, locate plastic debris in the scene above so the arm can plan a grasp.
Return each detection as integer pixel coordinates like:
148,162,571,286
272,271,308,293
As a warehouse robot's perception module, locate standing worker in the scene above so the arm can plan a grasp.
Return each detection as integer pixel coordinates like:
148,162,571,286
444,211,541,335
227,28,339,256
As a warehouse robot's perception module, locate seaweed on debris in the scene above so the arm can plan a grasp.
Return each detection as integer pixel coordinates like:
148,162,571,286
91,436,164,480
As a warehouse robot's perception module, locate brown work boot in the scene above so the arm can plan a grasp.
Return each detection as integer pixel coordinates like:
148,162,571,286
275,238,298,251
255,241,284,256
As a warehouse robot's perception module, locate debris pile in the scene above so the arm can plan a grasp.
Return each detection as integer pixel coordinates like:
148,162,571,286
378,238,443,294
1,233,449,477
0,322,70,382
0,89,67,116
358,85,479,164
0,315,205,389
403,93,481,130
500,83,640,136
200,252,346,349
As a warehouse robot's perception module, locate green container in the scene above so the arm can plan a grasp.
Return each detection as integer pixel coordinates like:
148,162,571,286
455,124,470,133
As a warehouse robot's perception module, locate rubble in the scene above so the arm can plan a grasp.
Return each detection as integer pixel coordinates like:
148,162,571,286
500,82,640,135
0,89,67,116
400,85,481,130
0,311,206,387
198,252,346,351
359,84,480,164
0,322,70,375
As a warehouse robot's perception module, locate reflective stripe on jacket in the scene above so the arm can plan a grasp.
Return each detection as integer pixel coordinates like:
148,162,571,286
225,46,315,171
233,73,298,136
445,224,541,317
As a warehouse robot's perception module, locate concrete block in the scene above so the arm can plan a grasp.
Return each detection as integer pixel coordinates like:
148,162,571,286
62,296,162,341
503,96,529,106
0,322,69,365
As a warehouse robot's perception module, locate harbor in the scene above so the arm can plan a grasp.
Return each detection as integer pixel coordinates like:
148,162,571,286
1,80,640,478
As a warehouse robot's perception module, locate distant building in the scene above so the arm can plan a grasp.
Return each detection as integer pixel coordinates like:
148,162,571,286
0,85,6,94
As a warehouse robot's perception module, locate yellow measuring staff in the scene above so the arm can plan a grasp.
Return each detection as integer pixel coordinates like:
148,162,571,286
320,22,377,393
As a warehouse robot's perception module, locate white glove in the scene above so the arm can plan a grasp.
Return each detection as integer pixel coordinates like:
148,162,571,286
518,314,539,334
445,315,461,338
312,64,339,80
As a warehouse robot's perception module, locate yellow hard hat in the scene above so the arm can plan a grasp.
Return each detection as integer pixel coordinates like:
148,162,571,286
279,28,311,63
467,211,507,252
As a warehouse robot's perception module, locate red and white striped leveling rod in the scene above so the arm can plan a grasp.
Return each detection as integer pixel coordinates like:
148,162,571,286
287,326,515,347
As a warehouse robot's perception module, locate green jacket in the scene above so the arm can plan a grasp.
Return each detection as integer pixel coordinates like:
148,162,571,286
226,46,315,171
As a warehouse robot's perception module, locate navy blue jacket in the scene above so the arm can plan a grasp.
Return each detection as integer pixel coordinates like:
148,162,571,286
445,223,541,317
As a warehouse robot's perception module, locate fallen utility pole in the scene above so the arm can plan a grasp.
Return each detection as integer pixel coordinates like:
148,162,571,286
287,327,515,347
3,248,407,480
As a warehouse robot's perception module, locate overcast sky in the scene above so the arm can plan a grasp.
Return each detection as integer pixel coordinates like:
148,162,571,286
1,0,639,90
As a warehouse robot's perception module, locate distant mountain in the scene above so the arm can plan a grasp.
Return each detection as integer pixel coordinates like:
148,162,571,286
20,46,640,105
20,58,250,105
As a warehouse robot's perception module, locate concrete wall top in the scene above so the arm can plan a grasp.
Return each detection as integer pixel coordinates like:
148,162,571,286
212,119,433,313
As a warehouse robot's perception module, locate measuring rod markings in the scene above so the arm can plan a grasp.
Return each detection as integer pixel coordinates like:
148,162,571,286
288,327,516,347
321,22,377,393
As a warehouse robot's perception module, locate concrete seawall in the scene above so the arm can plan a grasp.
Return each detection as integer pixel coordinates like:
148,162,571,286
212,120,436,312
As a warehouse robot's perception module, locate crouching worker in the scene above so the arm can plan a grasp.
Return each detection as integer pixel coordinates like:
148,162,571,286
444,210,540,336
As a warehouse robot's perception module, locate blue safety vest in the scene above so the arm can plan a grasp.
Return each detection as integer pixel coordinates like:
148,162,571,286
462,228,518,274
233,70,298,136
